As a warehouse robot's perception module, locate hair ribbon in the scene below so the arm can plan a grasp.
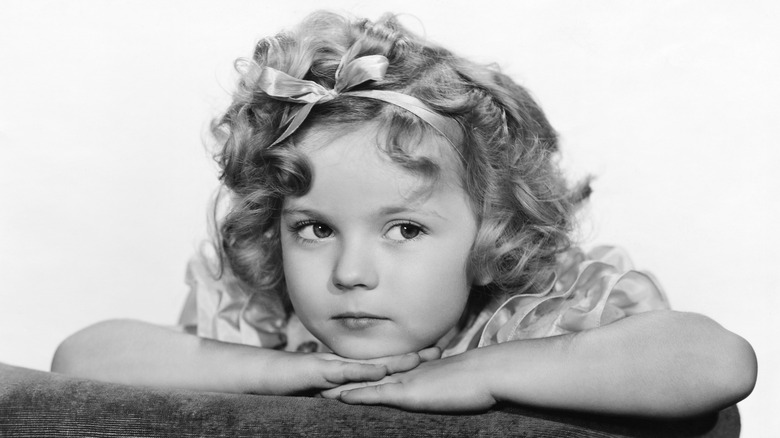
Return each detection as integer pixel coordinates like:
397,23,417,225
256,54,462,149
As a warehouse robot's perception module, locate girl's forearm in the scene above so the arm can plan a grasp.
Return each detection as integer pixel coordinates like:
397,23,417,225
51,319,281,393
477,310,756,417
51,319,430,395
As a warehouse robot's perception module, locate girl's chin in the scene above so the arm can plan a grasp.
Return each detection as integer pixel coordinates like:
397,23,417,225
324,339,422,360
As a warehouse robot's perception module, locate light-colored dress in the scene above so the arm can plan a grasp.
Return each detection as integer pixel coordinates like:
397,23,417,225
179,246,669,357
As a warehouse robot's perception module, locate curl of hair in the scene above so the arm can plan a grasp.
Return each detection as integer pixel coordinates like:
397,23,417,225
211,11,591,308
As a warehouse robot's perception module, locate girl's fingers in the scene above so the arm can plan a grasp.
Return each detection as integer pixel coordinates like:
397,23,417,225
318,347,442,382
320,352,415,373
319,388,341,399
339,382,405,406
373,352,421,374
328,362,386,384
319,381,372,399
418,346,442,362
364,347,439,373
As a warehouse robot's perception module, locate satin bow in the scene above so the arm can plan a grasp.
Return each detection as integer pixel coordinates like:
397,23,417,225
256,53,462,150
257,55,389,146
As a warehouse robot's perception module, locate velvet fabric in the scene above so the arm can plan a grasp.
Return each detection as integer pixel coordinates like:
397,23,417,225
0,362,739,437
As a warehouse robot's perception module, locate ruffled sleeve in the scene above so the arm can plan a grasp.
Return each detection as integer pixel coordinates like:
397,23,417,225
179,251,288,348
478,246,669,347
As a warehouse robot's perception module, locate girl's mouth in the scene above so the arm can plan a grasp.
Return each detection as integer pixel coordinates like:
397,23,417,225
332,313,389,330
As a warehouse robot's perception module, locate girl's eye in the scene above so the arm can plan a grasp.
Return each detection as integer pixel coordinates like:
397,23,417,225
297,223,333,240
386,223,423,241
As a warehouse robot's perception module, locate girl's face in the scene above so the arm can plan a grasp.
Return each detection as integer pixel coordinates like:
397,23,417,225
280,123,479,359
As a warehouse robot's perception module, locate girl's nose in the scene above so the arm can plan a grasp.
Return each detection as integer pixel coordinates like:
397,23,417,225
331,240,378,290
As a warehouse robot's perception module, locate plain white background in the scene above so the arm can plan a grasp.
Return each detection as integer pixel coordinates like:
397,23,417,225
1,1,777,435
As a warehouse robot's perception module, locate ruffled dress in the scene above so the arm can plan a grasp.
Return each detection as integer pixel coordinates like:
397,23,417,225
179,246,669,357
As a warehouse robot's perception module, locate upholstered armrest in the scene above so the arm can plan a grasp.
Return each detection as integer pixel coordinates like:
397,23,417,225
0,362,739,437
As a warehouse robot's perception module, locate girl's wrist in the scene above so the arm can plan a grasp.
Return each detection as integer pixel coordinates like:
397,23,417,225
235,347,295,395
458,344,516,402
473,337,574,406
198,337,288,394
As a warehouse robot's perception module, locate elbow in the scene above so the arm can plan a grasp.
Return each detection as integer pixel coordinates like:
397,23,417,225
715,329,757,405
631,311,757,418
51,319,133,376
672,312,757,414
51,330,82,374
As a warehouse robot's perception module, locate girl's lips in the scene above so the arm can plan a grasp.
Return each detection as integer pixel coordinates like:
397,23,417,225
333,312,387,319
332,313,389,330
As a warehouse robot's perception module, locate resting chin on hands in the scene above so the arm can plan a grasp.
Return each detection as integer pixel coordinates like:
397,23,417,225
270,346,443,396
320,348,497,413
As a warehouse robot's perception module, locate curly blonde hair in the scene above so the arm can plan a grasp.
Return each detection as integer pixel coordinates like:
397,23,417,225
211,11,590,311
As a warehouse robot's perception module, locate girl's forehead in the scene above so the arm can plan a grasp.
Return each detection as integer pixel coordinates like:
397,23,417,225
293,122,467,202
296,121,464,178
285,123,477,226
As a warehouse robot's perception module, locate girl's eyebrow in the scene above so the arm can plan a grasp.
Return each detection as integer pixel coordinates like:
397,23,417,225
282,206,445,220
378,205,446,220
281,207,322,217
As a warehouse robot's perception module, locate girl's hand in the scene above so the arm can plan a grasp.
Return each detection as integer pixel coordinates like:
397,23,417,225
320,351,497,412
258,346,441,395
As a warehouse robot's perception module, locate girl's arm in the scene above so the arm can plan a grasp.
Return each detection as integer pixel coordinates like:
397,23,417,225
51,319,439,394
327,310,757,418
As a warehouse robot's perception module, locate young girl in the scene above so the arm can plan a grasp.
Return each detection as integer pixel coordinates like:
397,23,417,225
52,11,756,417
